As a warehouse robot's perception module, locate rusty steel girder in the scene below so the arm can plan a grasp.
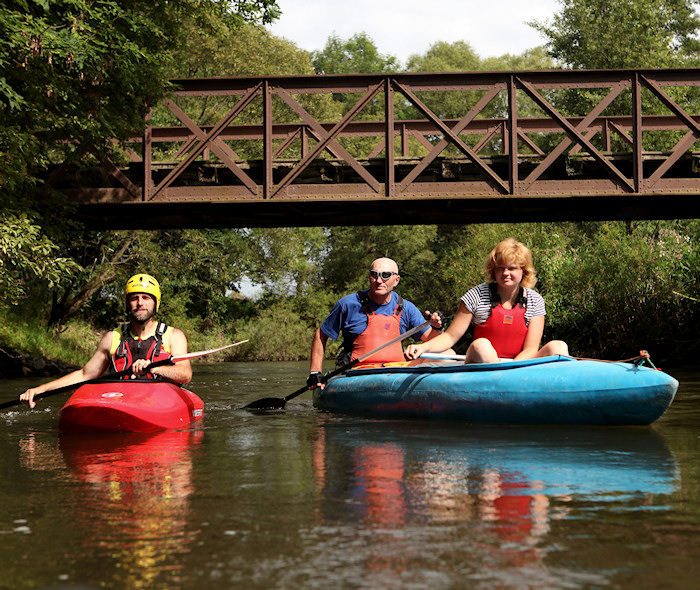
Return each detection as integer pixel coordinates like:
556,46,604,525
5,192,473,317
63,69,700,228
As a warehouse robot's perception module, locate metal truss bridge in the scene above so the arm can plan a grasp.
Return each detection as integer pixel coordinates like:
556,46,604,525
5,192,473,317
53,68,700,229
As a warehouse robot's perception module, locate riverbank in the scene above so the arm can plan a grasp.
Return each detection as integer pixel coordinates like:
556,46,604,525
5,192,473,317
0,313,95,379
0,345,79,379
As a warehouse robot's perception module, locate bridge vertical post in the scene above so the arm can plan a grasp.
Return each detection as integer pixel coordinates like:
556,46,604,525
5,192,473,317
385,77,395,197
401,123,408,157
507,75,518,195
263,80,272,199
632,72,643,193
143,109,152,201
301,126,308,158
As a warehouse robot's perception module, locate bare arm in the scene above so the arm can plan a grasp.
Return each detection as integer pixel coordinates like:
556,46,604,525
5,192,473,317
20,331,113,408
406,302,474,358
309,328,328,373
513,314,544,361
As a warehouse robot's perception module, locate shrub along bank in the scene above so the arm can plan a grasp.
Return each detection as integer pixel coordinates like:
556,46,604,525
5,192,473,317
1,221,698,376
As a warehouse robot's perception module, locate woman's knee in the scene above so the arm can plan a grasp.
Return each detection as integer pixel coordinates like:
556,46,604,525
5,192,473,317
541,340,569,356
466,338,498,363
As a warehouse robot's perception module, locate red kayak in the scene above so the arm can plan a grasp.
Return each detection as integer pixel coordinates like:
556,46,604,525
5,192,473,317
58,380,204,433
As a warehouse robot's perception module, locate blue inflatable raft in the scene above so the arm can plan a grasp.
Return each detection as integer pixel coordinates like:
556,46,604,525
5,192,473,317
313,355,679,425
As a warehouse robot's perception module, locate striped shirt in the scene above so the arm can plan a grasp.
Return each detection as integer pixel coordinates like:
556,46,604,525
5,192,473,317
460,283,546,326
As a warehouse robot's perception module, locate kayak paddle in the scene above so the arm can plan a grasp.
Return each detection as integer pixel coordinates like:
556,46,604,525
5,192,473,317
241,321,430,410
0,339,249,411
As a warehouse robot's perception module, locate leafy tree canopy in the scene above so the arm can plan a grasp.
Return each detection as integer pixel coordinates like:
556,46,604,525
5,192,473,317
529,0,700,69
312,33,400,74
0,0,280,305
0,211,81,305
405,40,481,73
0,0,281,194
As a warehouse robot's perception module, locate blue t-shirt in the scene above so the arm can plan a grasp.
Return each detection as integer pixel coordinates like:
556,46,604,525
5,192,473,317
320,290,428,344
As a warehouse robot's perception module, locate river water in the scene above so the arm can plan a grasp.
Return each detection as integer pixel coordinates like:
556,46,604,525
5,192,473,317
1,361,698,589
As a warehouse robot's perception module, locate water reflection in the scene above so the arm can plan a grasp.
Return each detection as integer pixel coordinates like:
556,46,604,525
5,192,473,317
55,430,200,588
312,420,679,577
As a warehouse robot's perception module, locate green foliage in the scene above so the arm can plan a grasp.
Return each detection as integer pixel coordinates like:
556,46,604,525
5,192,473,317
543,221,699,359
308,33,401,157
0,211,81,305
170,20,313,79
0,0,284,319
236,291,341,361
480,47,557,72
402,43,557,157
406,41,480,73
530,0,700,69
526,1,700,152
1,0,172,181
0,308,98,366
244,227,328,297
60,229,255,331
402,41,482,126
312,33,400,74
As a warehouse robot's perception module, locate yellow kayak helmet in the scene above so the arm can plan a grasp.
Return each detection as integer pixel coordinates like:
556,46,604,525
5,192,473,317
125,274,161,312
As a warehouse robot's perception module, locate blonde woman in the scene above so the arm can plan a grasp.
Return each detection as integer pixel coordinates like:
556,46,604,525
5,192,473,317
405,238,569,364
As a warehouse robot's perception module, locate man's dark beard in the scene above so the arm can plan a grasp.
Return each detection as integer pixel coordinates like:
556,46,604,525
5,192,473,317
130,308,155,324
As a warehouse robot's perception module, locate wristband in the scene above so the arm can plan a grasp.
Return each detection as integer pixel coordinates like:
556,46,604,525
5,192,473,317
307,372,324,388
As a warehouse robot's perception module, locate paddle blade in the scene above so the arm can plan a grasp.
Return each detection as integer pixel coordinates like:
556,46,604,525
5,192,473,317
242,397,287,410
239,319,429,411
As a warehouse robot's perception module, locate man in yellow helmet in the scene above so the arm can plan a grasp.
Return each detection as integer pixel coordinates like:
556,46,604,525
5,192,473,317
20,274,192,408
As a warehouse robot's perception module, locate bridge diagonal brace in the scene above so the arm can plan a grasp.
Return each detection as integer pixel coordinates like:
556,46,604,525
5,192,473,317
367,138,386,159
471,123,503,153
394,81,509,194
84,141,141,200
517,130,545,156
519,80,629,191
304,127,359,160
517,78,634,191
165,99,251,189
639,74,700,188
641,75,700,137
165,99,240,162
273,84,384,196
607,120,634,147
273,127,303,158
648,130,698,187
150,84,263,200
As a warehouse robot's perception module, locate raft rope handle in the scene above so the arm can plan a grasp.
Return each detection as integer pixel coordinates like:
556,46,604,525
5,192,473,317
574,350,659,369
635,350,658,369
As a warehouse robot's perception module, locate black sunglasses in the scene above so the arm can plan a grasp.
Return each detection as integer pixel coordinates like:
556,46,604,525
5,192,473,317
369,270,398,280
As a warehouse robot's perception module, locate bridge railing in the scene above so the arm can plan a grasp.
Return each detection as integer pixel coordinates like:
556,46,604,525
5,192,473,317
71,69,700,203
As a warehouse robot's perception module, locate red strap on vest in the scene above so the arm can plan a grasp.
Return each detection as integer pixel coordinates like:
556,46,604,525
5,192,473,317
110,323,170,380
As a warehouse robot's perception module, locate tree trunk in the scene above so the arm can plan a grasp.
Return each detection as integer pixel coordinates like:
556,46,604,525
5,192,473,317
49,238,133,326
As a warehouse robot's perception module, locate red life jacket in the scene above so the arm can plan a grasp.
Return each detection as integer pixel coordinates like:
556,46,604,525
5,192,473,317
350,291,405,364
473,283,528,359
110,322,171,380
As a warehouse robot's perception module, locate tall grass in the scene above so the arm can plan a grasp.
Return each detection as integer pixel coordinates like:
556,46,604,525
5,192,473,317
0,309,97,366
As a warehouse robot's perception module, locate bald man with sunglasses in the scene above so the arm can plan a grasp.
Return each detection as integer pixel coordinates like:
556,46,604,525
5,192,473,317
308,258,446,388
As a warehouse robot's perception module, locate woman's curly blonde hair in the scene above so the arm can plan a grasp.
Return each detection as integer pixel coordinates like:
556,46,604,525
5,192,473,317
485,238,537,289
